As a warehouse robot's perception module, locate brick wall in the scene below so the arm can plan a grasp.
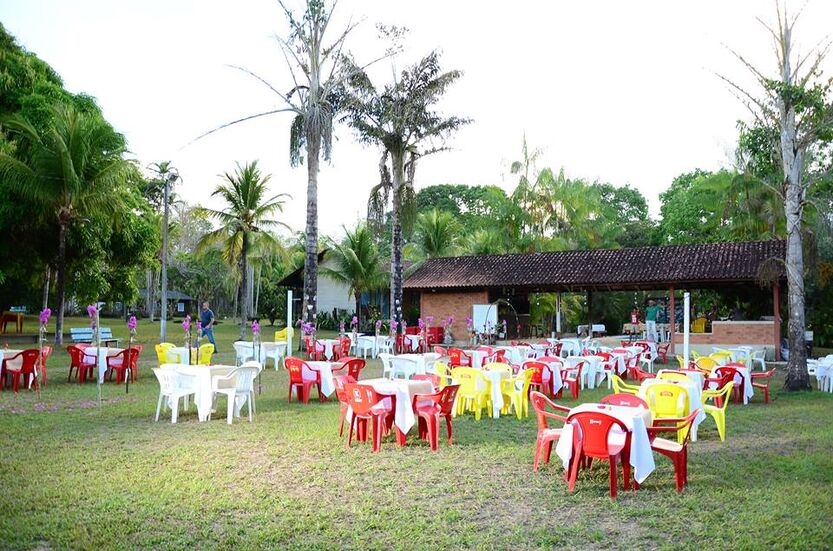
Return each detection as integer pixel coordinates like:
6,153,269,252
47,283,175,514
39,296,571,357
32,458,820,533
672,321,776,346
420,290,489,344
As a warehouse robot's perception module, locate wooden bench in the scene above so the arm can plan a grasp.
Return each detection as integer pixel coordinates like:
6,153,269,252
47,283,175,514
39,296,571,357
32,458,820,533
69,327,120,347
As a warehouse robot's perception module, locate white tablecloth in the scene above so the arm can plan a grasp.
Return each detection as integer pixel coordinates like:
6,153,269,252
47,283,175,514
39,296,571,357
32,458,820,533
173,364,242,421
478,368,511,418
467,349,491,368
86,347,124,384
527,358,564,396
711,366,754,404
497,345,532,365
639,378,706,441
404,334,422,352
610,352,628,375
576,324,606,336
555,403,655,484
393,353,440,377
358,378,434,433
318,339,342,360
811,360,833,392
233,341,286,367
304,361,337,397
564,355,603,390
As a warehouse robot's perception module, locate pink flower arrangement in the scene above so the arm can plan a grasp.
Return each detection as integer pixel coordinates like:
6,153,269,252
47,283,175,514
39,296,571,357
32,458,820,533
127,315,137,331
418,318,425,330
196,320,202,333
465,317,473,330
351,316,358,328
339,320,345,333
182,315,191,333
375,319,382,330
251,320,260,335
447,315,454,326
39,308,51,326
301,322,315,335
86,304,97,318
426,316,434,325
390,319,398,332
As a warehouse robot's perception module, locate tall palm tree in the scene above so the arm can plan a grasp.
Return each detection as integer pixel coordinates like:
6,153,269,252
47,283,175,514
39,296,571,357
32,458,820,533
345,51,469,330
320,225,385,324
148,161,179,341
196,161,290,339
0,103,130,344
409,208,461,260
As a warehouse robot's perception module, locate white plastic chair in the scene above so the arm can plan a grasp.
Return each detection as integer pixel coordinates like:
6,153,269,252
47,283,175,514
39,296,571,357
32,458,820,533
357,336,375,359
390,357,418,379
233,341,255,365
377,337,393,355
241,360,263,412
750,349,767,371
378,353,394,378
210,365,259,424
152,368,195,423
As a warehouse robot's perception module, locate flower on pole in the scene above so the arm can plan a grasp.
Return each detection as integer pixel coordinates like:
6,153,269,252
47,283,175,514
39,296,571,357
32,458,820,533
251,319,260,336
39,308,52,326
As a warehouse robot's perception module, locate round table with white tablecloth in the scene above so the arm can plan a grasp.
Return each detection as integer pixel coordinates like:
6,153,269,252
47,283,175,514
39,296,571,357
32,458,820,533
169,364,244,421
85,346,124,384
351,378,434,436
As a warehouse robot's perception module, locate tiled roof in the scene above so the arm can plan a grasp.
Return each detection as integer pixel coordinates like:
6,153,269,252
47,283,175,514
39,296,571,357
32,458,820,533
404,240,785,291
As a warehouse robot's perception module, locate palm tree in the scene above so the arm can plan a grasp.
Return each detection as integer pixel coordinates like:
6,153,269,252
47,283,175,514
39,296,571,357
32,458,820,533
148,161,179,341
196,161,290,339
345,51,469,330
320,225,385,324
0,103,130,344
408,208,460,260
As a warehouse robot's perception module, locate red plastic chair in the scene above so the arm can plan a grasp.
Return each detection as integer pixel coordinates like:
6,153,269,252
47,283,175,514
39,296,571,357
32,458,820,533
628,366,655,383
334,336,351,360
599,393,648,409
333,357,366,380
714,366,744,404
557,361,584,400
413,384,460,451
107,348,140,384
433,345,448,357
566,409,632,498
344,383,394,453
284,356,323,404
525,361,553,397
645,409,700,493
548,343,563,357
3,349,40,392
66,345,95,384
413,373,441,390
657,343,670,364
39,346,52,386
751,368,776,404
530,391,571,471
333,374,357,436
448,348,472,367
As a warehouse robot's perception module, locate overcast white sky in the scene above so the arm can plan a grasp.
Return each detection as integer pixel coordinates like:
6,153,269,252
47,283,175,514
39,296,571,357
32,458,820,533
3,1,832,238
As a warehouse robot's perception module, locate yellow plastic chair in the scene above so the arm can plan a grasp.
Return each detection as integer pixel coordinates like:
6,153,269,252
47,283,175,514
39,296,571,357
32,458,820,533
690,350,702,360
675,355,690,369
155,343,175,366
710,351,733,364
658,371,691,382
434,361,453,389
274,327,293,342
692,318,706,333
501,368,534,419
451,367,491,420
695,356,719,374
191,343,215,365
612,374,640,396
645,383,690,443
482,362,512,374
702,382,734,442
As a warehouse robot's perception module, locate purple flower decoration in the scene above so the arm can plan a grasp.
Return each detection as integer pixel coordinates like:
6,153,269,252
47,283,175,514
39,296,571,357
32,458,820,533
251,320,260,335
302,322,315,335
39,308,52,326
351,316,358,328
296,319,303,327
182,315,191,333
375,320,382,329
447,316,454,326
426,316,434,325
390,319,398,331
465,316,473,329
339,320,345,332
196,320,202,332
87,304,97,318
418,318,425,330
127,316,137,331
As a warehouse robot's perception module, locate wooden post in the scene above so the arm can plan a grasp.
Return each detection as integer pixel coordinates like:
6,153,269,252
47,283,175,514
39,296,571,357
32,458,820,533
773,283,781,361
586,290,593,338
669,286,675,355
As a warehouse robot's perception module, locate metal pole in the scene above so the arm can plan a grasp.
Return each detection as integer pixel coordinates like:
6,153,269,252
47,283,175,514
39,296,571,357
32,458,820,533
683,292,690,367
555,292,561,337
286,290,293,356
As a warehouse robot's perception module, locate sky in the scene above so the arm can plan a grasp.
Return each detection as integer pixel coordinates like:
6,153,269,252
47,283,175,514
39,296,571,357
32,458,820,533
3,0,832,238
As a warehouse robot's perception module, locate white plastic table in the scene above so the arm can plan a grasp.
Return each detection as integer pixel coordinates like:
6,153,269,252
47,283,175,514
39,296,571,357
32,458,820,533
639,378,706,441
317,339,342,360
304,361,337,397
168,346,193,364
555,403,655,483
85,347,124,384
467,349,491,369
404,334,422,352
357,378,434,434
172,364,242,421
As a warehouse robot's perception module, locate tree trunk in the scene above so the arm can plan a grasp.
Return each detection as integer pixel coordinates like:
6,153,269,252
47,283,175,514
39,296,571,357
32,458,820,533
254,265,262,317
160,179,170,341
145,269,154,320
355,290,362,325
303,133,320,326
54,223,67,345
779,30,810,390
239,233,249,340
390,150,405,332
42,266,51,310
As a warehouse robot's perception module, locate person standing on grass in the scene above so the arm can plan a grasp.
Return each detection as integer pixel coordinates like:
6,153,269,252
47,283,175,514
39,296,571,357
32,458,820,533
645,299,660,342
200,301,217,352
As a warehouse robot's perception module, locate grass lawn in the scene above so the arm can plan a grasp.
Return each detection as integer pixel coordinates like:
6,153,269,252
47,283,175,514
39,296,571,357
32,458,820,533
1,316,832,549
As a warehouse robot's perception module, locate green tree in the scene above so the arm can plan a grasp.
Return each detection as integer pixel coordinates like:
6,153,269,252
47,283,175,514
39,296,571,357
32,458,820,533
407,208,461,260
345,51,469,329
196,161,290,339
0,103,132,343
320,225,385,323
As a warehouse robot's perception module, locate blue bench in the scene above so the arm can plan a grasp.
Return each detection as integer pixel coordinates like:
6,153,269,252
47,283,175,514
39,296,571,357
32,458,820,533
69,327,121,346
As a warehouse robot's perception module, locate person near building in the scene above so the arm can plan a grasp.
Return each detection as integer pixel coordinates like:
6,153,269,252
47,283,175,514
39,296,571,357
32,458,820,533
645,299,660,342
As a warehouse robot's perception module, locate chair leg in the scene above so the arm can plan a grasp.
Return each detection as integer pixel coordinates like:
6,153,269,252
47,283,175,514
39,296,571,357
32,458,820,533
226,393,234,425
171,397,179,424
445,416,453,446
608,456,618,498
247,395,253,422
155,393,163,422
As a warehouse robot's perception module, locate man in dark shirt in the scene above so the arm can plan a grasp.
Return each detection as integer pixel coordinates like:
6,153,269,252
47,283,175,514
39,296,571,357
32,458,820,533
200,301,217,352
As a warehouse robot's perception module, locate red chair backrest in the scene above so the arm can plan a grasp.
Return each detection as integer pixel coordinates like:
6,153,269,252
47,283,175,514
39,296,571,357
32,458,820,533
551,343,563,356
449,348,471,367
67,345,84,367
339,357,366,379
596,352,612,361
494,349,507,362
599,393,648,408
284,356,309,384
11,349,40,373
433,346,448,356
413,373,441,390
339,336,351,355
530,391,569,431
715,366,740,384
564,361,584,381
344,383,384,416
333,374,356,403
436,384,459,415
567,410,629,459
524,361,551,384
40,346,53,367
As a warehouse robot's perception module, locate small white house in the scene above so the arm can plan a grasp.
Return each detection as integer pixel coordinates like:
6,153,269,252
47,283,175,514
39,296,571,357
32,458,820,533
277,252,355,315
